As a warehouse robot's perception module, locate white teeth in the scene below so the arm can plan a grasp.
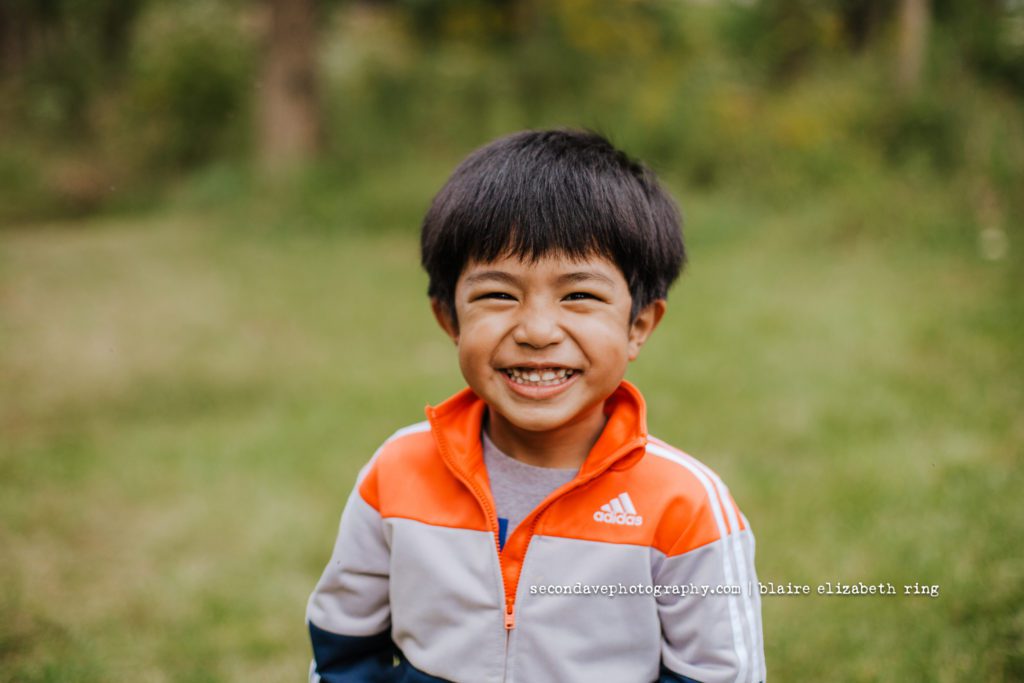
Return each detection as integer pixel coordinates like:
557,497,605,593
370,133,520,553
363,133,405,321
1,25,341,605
503,367,576,387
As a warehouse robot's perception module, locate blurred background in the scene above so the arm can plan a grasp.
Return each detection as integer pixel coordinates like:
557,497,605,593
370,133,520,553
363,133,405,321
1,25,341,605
1,0,1022,680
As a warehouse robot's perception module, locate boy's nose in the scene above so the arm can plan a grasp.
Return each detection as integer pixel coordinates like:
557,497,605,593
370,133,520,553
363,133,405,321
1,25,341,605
512,302,565,348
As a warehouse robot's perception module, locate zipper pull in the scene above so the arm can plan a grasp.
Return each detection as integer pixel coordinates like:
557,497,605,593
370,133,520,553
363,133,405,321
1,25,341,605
504,604,516,630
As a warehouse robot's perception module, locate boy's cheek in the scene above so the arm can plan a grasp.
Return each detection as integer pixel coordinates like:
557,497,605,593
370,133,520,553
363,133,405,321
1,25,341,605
458,314,512,342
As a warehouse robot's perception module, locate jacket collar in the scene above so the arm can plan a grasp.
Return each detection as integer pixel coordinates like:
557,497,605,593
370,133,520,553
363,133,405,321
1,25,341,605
424,380,649,485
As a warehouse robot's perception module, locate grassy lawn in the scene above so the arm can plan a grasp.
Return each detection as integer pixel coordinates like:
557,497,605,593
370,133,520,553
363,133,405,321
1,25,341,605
2,185,1021,681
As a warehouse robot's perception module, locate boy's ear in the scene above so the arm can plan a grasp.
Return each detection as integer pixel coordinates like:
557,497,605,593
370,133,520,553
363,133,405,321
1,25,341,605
431,298,459,344
627,299,666,361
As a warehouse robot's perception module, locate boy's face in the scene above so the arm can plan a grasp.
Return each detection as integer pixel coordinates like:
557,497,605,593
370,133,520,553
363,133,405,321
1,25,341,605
432,252,664,442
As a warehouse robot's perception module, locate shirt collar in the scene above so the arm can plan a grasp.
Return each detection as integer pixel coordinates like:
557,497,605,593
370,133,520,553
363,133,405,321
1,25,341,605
425,380,649,483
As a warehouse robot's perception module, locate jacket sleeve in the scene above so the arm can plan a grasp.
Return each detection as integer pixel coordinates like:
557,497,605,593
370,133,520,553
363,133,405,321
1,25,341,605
655,497,766,683
306,458,394,682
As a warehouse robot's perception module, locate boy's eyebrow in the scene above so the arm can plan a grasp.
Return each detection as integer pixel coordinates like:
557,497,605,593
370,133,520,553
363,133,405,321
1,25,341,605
463,271,521,286
558,271,615,286
464,270,616,287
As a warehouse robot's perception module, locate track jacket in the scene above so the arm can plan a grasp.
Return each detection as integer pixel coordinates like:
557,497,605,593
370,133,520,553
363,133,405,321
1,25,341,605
307,381,765,683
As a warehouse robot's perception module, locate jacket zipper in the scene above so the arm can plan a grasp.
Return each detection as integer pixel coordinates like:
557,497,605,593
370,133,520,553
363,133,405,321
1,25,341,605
495,436,647,626
431,413,645,682
459,473,517,681
429,425,518,680
486,442,644,681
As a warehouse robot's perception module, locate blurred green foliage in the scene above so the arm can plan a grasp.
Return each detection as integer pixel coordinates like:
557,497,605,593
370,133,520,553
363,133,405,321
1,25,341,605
126,1,254,170
0,0,1022,235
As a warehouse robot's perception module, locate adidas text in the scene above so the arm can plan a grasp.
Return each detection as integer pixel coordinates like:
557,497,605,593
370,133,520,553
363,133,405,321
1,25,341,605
593,510,644,526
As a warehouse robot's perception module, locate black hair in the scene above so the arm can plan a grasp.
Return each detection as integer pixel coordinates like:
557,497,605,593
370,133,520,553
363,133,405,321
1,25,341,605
420,129,685,322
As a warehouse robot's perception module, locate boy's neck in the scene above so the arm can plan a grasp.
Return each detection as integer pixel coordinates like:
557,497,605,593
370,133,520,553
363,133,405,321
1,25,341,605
483,404,608,470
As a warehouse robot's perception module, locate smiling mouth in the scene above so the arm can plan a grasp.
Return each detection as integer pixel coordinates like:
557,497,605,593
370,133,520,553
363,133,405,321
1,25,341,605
501,367,577,387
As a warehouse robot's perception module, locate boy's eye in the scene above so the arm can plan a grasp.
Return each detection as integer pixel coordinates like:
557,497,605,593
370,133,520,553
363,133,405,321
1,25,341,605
564,292,599,301
477,292,516,301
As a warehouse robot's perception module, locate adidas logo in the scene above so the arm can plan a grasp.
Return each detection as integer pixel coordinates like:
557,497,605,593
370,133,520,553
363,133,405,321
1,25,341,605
593,492,643,526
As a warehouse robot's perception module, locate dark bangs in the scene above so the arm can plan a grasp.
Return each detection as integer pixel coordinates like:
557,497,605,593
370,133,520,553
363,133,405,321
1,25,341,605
421,129,685,320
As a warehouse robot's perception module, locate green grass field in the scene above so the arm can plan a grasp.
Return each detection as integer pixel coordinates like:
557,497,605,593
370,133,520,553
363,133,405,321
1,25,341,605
2,184,1021,681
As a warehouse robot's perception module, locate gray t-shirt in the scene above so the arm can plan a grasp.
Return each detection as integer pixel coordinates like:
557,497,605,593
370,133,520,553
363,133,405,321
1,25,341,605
482,429,578,549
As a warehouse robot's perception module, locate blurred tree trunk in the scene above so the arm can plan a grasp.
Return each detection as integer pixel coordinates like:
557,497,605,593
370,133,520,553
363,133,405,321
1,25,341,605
258,0,322,174
839,0,888,52
896,0,930,94
99,0,144,68
0,2,38,80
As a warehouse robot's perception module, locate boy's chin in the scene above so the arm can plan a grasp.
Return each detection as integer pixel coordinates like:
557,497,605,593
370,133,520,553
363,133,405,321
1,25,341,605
495,413,571,435
486,401,601,436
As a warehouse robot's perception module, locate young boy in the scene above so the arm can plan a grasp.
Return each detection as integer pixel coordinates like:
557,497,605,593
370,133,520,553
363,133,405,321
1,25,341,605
307,130,765,683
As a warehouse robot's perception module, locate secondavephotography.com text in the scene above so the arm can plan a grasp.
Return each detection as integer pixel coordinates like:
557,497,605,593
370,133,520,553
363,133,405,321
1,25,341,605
529,581,941,599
